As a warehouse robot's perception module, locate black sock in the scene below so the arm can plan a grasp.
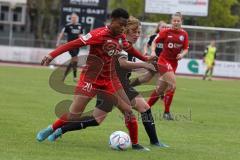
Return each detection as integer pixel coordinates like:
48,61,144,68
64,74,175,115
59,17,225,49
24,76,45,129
61,116,99,134
63,63,72,80
72,61,78,78
141,109,159,144
130,78,141,87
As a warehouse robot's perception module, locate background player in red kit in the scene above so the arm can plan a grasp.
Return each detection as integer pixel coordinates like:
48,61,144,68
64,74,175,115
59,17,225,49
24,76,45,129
37,8,155,142
147,12,189,120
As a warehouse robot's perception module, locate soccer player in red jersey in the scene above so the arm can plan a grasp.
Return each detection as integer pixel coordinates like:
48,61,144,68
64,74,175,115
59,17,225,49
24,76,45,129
36,8,155,142
42,16,168,150
147,12,189,120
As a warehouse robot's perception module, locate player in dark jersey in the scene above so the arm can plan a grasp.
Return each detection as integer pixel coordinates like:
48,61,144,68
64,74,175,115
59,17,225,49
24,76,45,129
43,16,168,150
56,13,84,81
36,8,156,143
147,12,189,120
130,21,167,87
144,21,166,57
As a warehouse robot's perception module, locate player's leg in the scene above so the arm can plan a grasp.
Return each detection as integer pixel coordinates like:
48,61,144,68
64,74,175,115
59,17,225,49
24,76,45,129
113,88,148,150
161,71,176,120
36,94,92,142
147,77,168,106
132,95,168,147
48,92,115,141
71,49,79,81
36,77,96,142
47,107,108,141
63,49,79,81
208,65,214,81
130,71,155,87
203,60,211,80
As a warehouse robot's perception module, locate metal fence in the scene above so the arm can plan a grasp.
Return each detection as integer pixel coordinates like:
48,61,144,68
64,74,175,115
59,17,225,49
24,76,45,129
1,22,240,62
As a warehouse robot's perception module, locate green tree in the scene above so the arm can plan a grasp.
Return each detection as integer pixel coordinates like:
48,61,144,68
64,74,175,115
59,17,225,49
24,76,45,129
109,0,240,27
27,0,60,47
109,0,169,22
196,0,239,27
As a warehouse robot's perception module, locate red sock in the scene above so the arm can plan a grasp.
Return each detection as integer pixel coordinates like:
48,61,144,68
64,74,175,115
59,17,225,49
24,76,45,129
125,115,138,145
52,114,68,131
147,90,160,107
164,91,175,113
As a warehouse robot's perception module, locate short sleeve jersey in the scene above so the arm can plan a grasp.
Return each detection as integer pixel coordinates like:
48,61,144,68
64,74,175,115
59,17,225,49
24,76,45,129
78,26,131,81
154,28,189,61
62,23,83,42
148,34,163,56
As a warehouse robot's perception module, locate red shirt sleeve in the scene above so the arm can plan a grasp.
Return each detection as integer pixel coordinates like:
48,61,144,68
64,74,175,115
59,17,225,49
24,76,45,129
50,30,103,58
183,31,189,50
50,38,85,58
79,30,103,45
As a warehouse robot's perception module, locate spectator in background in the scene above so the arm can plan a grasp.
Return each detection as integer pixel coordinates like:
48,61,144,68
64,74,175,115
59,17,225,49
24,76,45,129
203,40,217,81
56,13,84,82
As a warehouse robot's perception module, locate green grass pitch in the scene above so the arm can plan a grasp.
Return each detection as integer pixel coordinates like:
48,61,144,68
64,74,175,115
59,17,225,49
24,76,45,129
0,66,240,160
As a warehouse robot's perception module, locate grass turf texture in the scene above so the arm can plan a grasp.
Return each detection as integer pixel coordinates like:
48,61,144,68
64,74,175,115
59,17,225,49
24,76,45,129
0,66,240,160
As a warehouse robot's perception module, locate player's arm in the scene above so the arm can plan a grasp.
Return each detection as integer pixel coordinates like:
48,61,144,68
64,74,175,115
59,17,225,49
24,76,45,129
56,28,65,47
151,40,157,56
41,32,101,66
78,26,84,38
118,55,156,71
151,31,164,56
144,36,153,55
41,38,86,65
176,32,189,60
123,41,157,63
143,43,150,55
203,47,208,58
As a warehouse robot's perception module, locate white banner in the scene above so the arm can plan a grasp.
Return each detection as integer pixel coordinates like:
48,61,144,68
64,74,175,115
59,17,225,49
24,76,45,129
145,0,209,16
1,45,240,78
0,45,88,65
176,59,240,78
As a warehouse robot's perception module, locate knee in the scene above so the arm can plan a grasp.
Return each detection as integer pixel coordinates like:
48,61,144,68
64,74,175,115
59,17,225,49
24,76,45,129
94,115,106,124
169,82,176,92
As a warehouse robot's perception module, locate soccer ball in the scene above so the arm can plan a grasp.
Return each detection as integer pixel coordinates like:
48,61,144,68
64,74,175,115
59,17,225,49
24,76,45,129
109,131,131,151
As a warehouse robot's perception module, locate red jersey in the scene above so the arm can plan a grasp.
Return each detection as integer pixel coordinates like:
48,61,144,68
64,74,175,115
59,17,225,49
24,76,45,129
49,26,147,81
154,28,189,62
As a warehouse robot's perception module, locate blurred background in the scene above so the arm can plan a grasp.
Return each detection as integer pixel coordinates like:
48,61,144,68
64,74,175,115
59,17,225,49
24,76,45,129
0,0,240,78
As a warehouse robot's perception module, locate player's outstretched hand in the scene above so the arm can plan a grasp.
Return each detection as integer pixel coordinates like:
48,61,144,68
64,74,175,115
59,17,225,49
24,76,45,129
146,55,158,63
41,55,53,66
176,53,184,60
143,63,157,72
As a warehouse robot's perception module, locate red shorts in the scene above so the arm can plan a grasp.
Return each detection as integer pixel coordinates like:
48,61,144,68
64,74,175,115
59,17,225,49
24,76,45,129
157,57,178,74
75,74,122,97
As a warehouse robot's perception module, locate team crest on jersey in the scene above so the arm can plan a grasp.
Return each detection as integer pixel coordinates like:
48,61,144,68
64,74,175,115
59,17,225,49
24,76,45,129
103,41,120,56
82,33,92,41
179,35,184,41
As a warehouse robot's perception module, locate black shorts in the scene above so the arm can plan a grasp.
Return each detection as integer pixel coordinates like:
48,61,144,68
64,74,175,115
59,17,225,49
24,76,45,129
95,82,139,113
122,82,139,102
69,48,79,57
